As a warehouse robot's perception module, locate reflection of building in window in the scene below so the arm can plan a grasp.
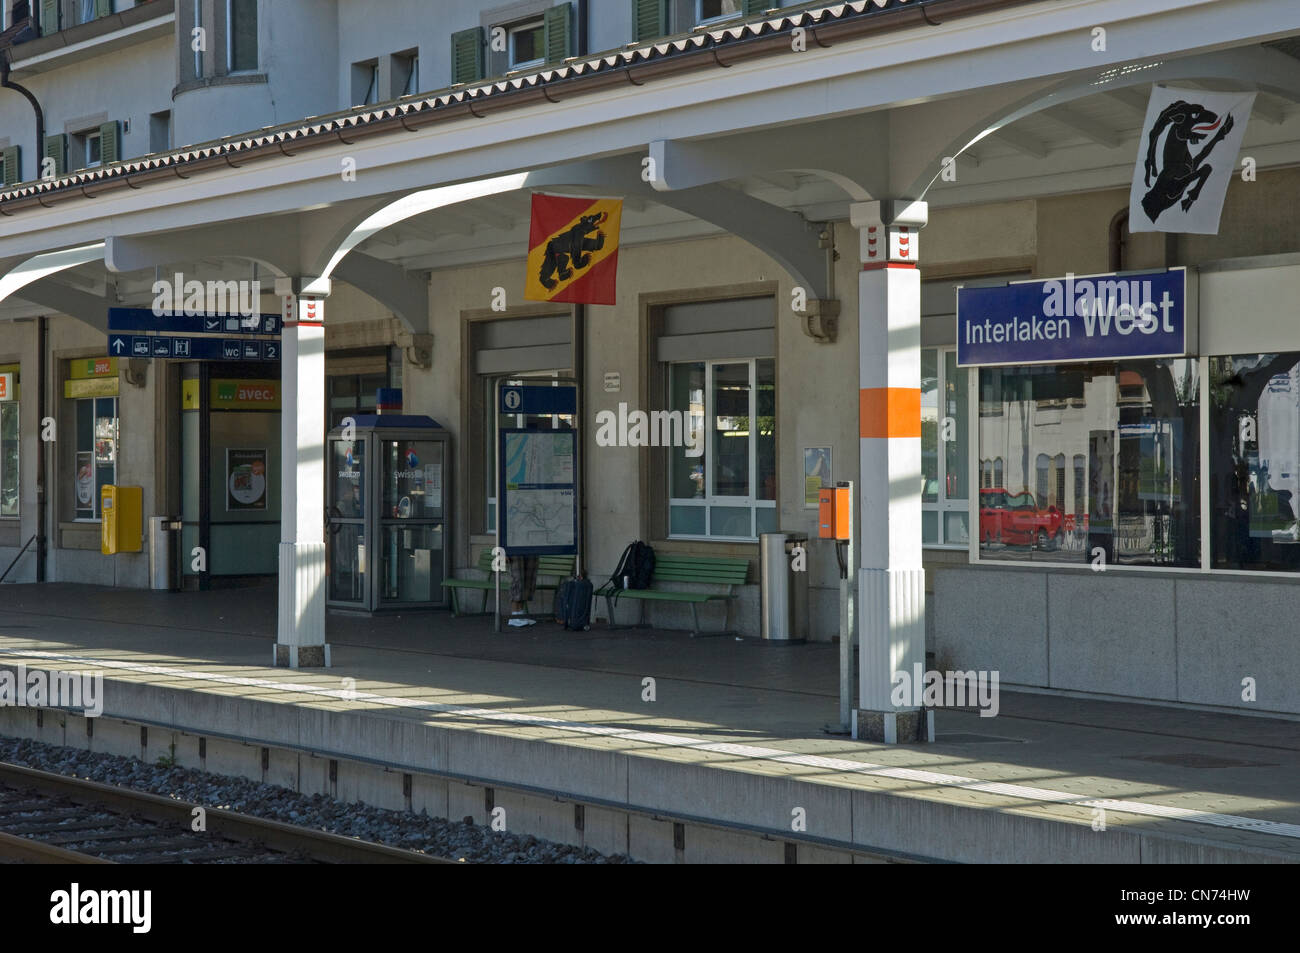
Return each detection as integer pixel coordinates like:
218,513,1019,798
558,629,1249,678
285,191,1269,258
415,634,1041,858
1211,353,1300,571
977,360,1199,566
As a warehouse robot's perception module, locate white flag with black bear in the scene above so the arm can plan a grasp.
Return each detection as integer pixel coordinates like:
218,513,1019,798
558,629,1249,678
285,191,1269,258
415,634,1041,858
1130,86,1255,235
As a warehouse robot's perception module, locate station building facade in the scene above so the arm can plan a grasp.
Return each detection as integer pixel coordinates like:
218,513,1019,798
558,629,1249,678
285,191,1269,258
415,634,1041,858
2,0,1300,716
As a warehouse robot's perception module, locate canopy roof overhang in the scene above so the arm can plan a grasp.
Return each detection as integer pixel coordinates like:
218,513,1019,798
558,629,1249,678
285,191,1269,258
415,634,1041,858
2,0,1299,329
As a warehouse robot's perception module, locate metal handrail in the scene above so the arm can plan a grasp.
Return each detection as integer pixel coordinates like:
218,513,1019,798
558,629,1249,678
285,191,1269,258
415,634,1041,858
0,534,35,584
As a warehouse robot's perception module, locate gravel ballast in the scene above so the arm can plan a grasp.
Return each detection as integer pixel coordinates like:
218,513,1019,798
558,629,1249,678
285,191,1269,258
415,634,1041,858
0,735,635,864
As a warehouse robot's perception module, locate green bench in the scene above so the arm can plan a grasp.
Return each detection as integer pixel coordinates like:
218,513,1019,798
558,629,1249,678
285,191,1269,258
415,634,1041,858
442,551,576,617
596,553,749,637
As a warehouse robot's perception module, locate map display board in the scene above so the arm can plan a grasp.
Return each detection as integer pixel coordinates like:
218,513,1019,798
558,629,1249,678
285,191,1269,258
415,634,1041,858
498,428,577,555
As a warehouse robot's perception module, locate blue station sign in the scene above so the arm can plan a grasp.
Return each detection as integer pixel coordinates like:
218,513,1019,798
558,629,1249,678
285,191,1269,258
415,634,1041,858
499,384,577,416
956,268,1187,367
109,334,279,362
108,307,281,336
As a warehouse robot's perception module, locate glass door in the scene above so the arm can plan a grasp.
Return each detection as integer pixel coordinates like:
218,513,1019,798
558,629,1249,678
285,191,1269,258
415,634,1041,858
379,436,444,605
328,435,368,606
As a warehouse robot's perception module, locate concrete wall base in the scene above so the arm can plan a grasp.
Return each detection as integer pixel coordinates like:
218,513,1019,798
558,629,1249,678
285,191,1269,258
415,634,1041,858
273,644,331,668
853,708,934,744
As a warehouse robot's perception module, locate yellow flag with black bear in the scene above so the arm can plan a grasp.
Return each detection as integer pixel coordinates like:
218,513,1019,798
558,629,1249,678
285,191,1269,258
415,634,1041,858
525,193,622,305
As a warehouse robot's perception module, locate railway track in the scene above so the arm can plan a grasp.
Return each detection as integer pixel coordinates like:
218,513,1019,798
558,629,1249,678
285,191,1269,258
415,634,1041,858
0,761,458,864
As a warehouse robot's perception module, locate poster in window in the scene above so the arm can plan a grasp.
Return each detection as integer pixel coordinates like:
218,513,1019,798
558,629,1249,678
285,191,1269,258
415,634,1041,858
76,451,95,510
804,447,832,507
226,448,268,511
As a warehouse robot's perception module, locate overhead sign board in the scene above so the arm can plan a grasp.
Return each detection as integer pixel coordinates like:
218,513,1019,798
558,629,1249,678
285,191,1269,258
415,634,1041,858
956,268,1188,367
108,308,281,336
108,335,279,362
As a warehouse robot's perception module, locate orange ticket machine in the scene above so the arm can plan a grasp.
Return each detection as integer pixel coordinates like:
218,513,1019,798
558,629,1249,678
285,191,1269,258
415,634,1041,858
818,485,852,541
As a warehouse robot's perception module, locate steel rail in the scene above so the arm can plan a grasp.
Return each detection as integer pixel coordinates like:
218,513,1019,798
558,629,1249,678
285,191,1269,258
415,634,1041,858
0,760,459,864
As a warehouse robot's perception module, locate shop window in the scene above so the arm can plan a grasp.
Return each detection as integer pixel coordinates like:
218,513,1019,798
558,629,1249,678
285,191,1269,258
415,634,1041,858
977,359,1199,566
667,358,775,540
1,399,18,518
1209,352,1300,571
922,348,971,547
74,397,117,521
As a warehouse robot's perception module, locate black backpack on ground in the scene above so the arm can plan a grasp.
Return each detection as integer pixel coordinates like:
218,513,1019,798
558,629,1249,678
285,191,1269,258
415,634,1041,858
610,540,655,590
553,576,594,631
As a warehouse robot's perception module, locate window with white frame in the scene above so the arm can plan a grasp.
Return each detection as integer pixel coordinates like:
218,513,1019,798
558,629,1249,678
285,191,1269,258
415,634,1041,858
921,347,971,548
76,129,102,169
507,18,545,69
698,0,742,25
667,358,775,540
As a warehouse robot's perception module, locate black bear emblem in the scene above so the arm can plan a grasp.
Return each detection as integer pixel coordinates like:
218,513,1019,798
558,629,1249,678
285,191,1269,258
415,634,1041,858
538,212,608,290
1141,100,1235,223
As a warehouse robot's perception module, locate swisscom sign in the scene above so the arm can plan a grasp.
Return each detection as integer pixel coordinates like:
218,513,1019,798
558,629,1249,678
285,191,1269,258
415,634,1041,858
956,268,1187,367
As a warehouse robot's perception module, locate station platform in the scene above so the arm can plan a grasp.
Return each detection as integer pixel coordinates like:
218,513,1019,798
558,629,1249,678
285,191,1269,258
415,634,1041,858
0,582,1297,863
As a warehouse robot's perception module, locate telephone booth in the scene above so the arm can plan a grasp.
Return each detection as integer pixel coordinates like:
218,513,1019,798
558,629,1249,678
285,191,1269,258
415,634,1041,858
326,415,450,612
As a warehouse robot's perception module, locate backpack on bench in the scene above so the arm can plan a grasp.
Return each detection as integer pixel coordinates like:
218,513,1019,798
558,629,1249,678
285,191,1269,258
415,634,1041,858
609,540,655,590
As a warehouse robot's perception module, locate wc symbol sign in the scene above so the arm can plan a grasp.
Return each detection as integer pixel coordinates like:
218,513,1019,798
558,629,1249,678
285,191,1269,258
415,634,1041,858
503,389,521,411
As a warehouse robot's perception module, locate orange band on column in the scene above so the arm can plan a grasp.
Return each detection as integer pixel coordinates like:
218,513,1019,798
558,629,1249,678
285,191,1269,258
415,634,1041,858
859,387,921,438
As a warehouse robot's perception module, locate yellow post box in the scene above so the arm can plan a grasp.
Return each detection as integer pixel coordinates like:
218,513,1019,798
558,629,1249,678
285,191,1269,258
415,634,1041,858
101,485,143,555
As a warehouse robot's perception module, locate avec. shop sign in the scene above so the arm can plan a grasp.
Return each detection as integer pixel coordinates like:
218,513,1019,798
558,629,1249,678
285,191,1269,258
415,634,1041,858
956,268,1189,367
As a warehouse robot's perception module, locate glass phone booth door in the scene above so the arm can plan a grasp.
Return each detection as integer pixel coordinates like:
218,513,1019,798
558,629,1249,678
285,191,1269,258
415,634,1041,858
327,417,450,613
379,437,445,605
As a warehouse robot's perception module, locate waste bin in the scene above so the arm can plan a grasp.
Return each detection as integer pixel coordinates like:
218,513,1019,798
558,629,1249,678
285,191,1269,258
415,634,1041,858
148,516,180,591
760,531,809,641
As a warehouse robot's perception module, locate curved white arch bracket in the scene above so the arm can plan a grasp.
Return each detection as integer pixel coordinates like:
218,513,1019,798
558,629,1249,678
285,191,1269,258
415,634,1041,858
0,242,107,331
312,173,530,285
905,46,1300,202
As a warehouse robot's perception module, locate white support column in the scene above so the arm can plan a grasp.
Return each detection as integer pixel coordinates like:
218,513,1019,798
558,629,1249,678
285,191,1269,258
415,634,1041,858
274,277,331,668
849,200,933,744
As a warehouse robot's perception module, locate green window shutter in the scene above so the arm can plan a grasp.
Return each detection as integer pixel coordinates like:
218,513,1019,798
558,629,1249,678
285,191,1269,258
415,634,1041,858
1,146,19,187
99,121,121,166
743,0,770,16
544,3,573,63
632,0,665,42
450,27,484,85
40,0,59,36
96,0,113,17
43,135,66,177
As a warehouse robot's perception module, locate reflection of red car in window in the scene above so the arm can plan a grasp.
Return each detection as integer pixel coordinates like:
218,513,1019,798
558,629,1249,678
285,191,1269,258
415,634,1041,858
980,488,1062,548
